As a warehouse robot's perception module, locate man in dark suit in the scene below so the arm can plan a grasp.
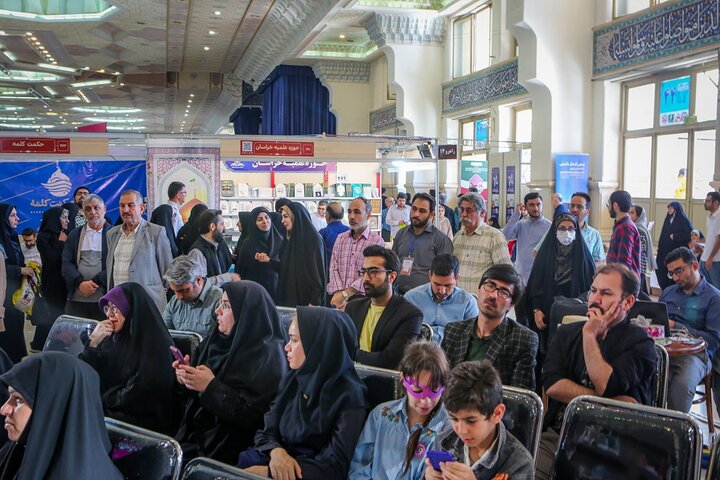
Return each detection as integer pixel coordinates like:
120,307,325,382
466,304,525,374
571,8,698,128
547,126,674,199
442,264,538,391
345,245,422,369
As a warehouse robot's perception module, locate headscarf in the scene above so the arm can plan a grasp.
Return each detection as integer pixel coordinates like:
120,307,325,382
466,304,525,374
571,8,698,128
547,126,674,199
178,203,208,255
657,201,693,258
177,281,288,462
0,352,122,479
80,283,177,434
256,307,366,453
277,202,326,307
634,207,657,271
273,198,293,235
0,204,23,268
237,212,255,247
150,204,179,257
36,207,69,325
38,207,66,236
235,207,283,300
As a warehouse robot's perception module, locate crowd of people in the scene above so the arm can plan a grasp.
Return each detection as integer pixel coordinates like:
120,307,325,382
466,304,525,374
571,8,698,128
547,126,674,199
0,181,716,479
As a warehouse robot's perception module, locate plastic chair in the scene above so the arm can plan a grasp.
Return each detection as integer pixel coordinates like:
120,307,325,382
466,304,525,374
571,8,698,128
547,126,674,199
652,343,669,409
419,323,434,341
706,434,720,480
551,395,702,480
106,417,183,480
693,372,715,433
502,385,543,460
168,330,203,359
354,363,404,411
43,315,98,356
182,457,265,479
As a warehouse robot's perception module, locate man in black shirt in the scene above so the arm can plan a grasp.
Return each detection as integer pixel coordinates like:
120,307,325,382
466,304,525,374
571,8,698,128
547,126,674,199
534,263,657,480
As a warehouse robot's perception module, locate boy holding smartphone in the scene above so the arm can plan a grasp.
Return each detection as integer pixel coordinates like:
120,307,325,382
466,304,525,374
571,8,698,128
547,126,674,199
424,361,533,480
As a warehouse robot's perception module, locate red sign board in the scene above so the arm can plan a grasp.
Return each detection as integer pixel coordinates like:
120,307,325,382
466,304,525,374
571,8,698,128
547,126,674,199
240,140,314,157
0,138,70,154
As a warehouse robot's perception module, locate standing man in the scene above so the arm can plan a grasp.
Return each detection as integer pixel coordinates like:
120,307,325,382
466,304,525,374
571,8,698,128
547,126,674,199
188,209,238,287
381,196,394,242
319,201,349,267
310,200,328,231
386,193,410,239
701,191,720,288
62,186,91,232
502,192,551,285
20,228,42,267
166,181,187,235
106,189,173,312
441,264,538,390
391,193,453,294
453,192,511,294
607,190,642,281
327,197,384,310
62,194,111,320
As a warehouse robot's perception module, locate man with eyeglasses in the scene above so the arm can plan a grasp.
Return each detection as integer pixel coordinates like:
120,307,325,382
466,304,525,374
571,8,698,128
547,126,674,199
441,264,538,391
659,246,720,413
345,245,423,369
535,263,657,480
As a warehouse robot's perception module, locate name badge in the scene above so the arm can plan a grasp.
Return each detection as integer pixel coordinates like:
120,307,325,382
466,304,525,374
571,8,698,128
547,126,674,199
401,257,414,276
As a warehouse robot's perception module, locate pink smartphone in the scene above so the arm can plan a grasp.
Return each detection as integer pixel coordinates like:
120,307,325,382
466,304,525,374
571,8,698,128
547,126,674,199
170,346,187,365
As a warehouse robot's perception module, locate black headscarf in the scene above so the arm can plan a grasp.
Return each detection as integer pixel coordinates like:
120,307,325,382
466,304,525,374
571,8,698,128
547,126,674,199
177,281,287,462
237,212,254,247
79,283,178,434
38,207,66,236
0,204,23,269
657,201,693,261
277,202,326,307
36,207,68,326
178,203,208,255
255,307,366,454
150,204,179,257
235,207,282,300
273,198,292,235
0,352,122,479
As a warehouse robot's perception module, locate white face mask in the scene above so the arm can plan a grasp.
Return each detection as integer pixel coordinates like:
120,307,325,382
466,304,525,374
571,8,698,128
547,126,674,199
556,230,576,246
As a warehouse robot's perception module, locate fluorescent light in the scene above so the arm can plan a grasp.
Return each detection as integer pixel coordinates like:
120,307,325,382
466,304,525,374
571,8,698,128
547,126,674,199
0,6,118,22
203,46,210,51
43,86,58,96
83,116,143,123
63,96,81,101
70,79,112,88
0,123,55,129
37,63,77,73
72,106,141,113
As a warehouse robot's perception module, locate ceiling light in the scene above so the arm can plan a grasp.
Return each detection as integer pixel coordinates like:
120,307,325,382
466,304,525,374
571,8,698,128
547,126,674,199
339,34,346,39
70,79,113,88
188,99,192,103
30,36,36,41
190,93,194,97
214,10,221,15
51,61,57,64
37,63,76,73
82,66,90,70
209,30,216,35
63,96,81,101
25,32,32,36
73,106,141,113
43,86,58,96
34,41,41,45
203,46,210,51
184,114,188,117
97,69,105,73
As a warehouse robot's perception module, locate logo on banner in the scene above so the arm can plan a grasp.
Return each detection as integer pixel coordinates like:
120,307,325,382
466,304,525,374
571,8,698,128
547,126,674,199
41,167,72,197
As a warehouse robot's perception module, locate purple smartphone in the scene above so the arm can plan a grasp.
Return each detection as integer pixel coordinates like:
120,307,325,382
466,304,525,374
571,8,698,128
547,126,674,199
170,345,187,365
426,450,455,471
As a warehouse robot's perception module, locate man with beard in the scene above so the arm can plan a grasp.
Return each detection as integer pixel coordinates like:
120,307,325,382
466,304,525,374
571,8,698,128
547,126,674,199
345,245,423,369
534,263,657,480
327,197,383,310
502,192,551,286
391,193,453,294
404,253,479,343
106,190,173,312
188,209,239,287
441,264,537,390
606,190,642,281
62,186,91,232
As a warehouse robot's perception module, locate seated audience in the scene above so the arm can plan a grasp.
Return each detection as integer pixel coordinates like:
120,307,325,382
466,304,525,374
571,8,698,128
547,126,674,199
349,341,450,480
162,255,222,338
660,247,720,413
0,352,122,479
239,307,367,480
425,360,534,480
404,254,478,344
345,246,423,369
80,283,178,434
235,207,283,302
174,281,287,464
442,264,538,390
535,263,657,480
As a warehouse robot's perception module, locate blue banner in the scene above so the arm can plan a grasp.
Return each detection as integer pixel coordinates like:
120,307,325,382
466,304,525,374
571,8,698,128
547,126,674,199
659,76,690,126
0,160,147,230
555,154,589,203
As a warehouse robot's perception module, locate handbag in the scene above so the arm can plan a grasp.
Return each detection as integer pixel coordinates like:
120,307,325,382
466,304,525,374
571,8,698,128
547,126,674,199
12,261,41,314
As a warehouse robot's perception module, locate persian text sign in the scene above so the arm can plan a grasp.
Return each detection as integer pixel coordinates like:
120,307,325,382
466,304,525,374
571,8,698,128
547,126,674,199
241,140,314,157
0,138,70,154
224,161,328,173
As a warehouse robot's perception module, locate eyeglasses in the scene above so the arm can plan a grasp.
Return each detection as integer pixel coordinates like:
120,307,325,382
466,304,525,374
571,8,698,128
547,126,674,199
480,281,513,299
103,304,119,315
667,264,688,279
569,203,586,210
557,226,576,233
219,300,232,312
358,268,392,279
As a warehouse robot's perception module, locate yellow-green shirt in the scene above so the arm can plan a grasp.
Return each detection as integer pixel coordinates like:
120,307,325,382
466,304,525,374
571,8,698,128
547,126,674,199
359,304,386,352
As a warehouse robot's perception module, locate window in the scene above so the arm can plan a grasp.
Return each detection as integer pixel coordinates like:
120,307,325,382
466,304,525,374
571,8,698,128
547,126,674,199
694,69,718,123
623,136,652,198
626,83,655,131
452,2,492,78
453,17,472,78
614,0,672,18
654,133,688,199
692,130,715,200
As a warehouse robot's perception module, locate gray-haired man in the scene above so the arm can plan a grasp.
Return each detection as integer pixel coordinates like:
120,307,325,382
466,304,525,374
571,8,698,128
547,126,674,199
162,255,222,338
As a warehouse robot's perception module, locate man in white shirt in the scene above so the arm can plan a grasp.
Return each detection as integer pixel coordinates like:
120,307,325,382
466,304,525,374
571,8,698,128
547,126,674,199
702,191,720,288
386,193,411,239
166,181,187,235
310,200,328,231
20,228,42,267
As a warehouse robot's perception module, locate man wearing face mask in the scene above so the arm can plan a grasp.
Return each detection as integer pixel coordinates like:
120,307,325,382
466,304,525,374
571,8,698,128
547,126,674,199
606,190,642,281
502,192,551,286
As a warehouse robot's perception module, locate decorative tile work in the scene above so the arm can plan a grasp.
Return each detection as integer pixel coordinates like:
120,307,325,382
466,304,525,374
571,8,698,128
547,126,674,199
364,12,447,47
370,104,401,132
441,58,527,115
593,0,720,77
313,61,371,84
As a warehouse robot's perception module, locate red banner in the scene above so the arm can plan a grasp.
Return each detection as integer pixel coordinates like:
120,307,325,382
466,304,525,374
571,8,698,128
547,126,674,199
0,138,70,154
240,140,314,157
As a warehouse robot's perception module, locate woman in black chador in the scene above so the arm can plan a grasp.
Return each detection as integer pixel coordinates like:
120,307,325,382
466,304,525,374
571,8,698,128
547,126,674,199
235,207,283,301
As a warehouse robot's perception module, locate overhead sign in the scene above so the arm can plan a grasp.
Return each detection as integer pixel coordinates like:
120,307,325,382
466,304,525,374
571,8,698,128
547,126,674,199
0,138,70,154
555,154,590,202
438,144,457,159
240,140,315,157
224,161,328,173
659,76,690,127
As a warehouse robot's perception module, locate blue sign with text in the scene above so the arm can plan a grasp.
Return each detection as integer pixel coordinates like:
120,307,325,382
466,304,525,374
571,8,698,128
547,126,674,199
555,154,589,203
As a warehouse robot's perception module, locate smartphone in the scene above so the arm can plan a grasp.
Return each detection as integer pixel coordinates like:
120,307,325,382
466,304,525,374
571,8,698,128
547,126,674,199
426,450,455,471
170,346,187,365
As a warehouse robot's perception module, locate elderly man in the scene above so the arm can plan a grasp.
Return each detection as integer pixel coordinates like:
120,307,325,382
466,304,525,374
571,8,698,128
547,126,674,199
453,192,511,293
162,255,222,338
106,189,173,312
62,194,112,320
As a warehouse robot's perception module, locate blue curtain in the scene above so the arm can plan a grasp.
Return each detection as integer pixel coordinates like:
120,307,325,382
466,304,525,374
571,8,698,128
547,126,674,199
259,65,336,136
230,107,262,135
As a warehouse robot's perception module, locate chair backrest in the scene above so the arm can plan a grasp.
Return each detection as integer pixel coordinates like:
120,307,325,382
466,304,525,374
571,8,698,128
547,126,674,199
182,457,265,480
276,306,296,343
652,343,669,408
419,323,433,341
355,363,404,411
547,297,587,340
502,385,543,460
551,395,702,480
168,330,203,359
43,315,98,356
707,434,720,480
106,417,183,480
